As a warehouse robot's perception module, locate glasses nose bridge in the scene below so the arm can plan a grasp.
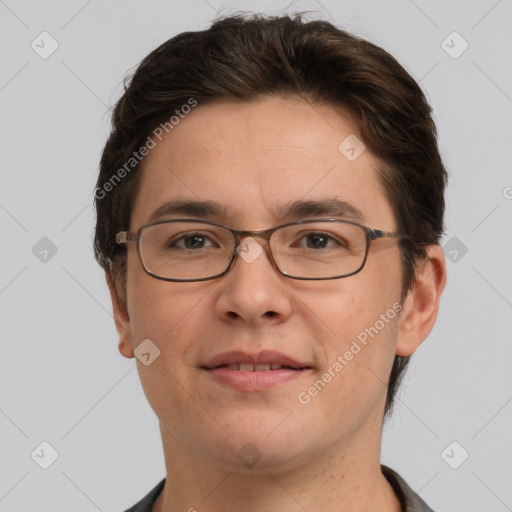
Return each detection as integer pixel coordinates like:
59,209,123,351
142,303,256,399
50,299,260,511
231,226,275,246
230,226,278,271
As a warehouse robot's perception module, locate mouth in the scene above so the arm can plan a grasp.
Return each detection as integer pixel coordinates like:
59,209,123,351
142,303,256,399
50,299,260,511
201,350,312,391
209,363,309,371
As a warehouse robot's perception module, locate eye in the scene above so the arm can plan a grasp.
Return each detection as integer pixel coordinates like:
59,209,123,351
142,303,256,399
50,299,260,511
170,232,217,250
297,232,345,249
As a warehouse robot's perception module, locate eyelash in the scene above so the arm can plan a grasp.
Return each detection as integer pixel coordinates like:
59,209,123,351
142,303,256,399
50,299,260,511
169,231,344,250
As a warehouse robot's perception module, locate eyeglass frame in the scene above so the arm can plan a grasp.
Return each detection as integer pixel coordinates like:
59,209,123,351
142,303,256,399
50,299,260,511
115,217,409,282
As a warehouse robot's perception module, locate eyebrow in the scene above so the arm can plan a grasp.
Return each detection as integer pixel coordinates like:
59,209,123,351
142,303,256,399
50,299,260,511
147,198,365,224
276,198,365,222
148,199,229,223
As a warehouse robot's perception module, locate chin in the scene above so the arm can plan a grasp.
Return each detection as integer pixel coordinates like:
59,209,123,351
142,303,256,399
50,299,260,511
205,419,321,471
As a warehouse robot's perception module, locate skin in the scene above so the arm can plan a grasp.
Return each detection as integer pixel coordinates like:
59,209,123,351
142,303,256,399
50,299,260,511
107,96,446,511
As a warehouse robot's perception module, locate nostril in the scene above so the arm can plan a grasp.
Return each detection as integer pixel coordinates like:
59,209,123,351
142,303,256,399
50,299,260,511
264,311,277,318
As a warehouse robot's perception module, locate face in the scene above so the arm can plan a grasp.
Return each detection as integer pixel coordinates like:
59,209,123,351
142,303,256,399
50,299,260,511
114,96,423,472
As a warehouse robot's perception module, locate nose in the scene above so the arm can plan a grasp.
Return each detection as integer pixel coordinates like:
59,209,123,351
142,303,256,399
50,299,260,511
213,236,293,327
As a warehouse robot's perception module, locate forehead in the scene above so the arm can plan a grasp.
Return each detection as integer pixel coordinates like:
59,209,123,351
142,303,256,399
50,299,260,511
131,96,395,229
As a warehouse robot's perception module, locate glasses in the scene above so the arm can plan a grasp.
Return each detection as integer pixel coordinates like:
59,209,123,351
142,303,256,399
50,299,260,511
115,218,407,282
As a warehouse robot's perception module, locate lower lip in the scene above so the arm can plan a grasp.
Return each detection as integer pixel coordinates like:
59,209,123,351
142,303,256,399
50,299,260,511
204,367,307,391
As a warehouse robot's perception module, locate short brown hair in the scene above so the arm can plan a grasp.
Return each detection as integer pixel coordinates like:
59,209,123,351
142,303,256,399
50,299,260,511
94,14,447,417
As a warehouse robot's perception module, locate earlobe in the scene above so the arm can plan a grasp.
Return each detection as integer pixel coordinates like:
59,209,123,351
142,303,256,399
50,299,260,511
105,270,135,359
396,245,447,357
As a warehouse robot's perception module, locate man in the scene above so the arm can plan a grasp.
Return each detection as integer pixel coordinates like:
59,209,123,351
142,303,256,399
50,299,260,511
94,14,447,511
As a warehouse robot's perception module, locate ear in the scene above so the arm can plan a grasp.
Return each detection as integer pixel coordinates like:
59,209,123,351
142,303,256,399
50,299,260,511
395,245,447,356
105,270,135,359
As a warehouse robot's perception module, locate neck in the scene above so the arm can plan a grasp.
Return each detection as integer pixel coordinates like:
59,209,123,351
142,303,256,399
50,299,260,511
152,422,401,512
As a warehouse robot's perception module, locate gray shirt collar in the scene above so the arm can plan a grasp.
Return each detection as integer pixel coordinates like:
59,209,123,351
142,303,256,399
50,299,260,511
125,466,434,512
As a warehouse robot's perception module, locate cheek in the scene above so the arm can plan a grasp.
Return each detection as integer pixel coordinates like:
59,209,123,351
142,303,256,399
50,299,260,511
299,263,402,400
125,248,210,343
125,278,213,430
306,256,401,339
303,305,400,424
317,289,400,374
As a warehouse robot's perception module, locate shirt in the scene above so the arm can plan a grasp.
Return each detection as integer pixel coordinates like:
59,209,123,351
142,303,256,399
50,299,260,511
123,465,434,512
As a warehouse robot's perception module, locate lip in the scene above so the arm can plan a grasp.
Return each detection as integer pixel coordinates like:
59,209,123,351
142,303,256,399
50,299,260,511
202,350,309,369
201,350,312,392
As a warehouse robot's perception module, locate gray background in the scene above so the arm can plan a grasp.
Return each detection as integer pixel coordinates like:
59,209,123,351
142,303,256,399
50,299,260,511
1,0,511,510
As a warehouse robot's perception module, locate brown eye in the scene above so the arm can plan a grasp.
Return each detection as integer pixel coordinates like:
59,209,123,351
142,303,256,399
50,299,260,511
169,232,216,250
